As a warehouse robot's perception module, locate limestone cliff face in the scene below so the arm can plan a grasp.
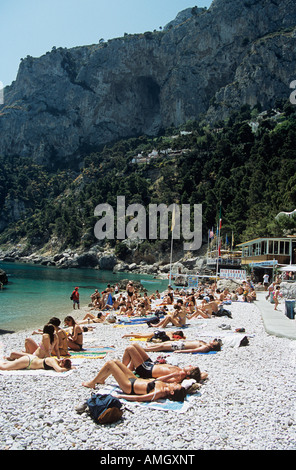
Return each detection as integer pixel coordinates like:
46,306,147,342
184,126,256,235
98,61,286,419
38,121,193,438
0,0,296,165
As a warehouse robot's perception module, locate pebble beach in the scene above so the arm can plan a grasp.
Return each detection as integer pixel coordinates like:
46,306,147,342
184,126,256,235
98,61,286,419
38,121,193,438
0,295,295,452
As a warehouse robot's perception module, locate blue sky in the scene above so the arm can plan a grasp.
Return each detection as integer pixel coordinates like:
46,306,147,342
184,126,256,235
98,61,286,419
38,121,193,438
0,0,212,87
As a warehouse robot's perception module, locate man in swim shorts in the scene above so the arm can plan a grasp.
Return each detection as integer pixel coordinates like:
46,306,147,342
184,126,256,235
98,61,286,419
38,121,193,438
71,287,80,309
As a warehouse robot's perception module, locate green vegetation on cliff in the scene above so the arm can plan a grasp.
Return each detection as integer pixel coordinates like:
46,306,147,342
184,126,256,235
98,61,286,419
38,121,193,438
0,101,296,257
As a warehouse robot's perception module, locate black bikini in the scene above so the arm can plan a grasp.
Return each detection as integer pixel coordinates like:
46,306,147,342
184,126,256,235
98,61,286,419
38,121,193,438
43,358,54,370
128,377,156,394
146,380,156,393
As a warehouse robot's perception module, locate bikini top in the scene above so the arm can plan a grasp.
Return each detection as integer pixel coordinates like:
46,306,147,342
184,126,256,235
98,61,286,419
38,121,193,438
43,358,55,371
146,380,156,393
39,341,54,353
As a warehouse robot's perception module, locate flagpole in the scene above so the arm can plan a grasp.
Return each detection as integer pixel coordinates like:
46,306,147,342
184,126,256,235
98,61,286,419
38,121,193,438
216,202,222,280
169,232,174,286
169,205,176,286
216,236,219,279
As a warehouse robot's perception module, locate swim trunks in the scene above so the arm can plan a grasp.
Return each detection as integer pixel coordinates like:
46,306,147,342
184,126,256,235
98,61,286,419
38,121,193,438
135,360,154,379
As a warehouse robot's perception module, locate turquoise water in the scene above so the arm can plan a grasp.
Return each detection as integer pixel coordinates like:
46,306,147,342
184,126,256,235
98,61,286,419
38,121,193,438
0,262,169,333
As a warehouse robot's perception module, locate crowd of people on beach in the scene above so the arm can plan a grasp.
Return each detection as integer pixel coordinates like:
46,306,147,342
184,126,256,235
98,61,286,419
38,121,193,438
0,275,283,404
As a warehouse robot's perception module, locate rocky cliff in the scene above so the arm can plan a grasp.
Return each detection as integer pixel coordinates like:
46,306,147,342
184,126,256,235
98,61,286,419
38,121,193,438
0,0,296,166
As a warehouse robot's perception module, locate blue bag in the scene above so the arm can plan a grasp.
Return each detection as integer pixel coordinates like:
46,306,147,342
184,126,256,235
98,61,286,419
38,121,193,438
87,393,123,424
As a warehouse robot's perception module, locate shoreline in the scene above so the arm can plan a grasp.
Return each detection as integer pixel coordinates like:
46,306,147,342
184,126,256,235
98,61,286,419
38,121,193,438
0,262,171,333
0,293,295,451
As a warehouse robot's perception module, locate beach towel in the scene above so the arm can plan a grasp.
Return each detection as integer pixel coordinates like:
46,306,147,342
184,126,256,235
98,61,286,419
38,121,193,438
70,346,114,359
0,369,75,377
94,384,199,413
112,324,140,328
191,350,218,355
219,334,249,348
0,359,85,377
130,337,150,341
193,330,255,346
106,293,113,306
118,315,164,325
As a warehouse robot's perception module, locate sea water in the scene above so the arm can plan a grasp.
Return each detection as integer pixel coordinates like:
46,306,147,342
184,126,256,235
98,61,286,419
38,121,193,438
0,262,169,333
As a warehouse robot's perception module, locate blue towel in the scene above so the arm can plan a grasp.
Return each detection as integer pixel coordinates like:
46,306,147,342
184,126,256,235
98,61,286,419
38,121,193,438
106,293,113,306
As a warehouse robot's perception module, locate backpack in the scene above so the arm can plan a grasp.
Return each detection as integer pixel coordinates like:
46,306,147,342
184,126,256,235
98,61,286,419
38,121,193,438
86,393,123,424
213,307,232,318
153,330,171,342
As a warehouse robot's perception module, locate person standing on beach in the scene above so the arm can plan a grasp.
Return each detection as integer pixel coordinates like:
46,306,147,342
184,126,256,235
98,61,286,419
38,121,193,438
273,285,281,310
263,273,269,291
126,282,135,304
266,282,275,301
71,287,80,309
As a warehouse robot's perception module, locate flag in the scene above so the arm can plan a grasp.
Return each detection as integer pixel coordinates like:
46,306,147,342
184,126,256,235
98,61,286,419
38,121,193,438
218,239,221,256
231,231,234,248
209,229,214,239
218,202,222,230
225,233,229,245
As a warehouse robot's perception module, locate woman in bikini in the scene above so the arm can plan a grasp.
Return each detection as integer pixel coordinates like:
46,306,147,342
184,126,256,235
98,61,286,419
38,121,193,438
24,324,60,359
121,343,208,383
0,355,72,372
82,359,190,402
126,282,135,304
48,317,70,356
64,316,83,351
76,311,107,325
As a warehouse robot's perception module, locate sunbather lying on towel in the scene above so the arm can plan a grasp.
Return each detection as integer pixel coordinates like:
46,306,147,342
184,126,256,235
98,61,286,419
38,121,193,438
82,359,198,402
144,338,222,354
121,330,186,341
122,343,208,382
0,355,72,372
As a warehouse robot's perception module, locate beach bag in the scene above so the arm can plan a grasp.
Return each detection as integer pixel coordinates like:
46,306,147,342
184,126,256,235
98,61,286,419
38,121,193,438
151,330,171,342
87,393,123,424
213,307,232,318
